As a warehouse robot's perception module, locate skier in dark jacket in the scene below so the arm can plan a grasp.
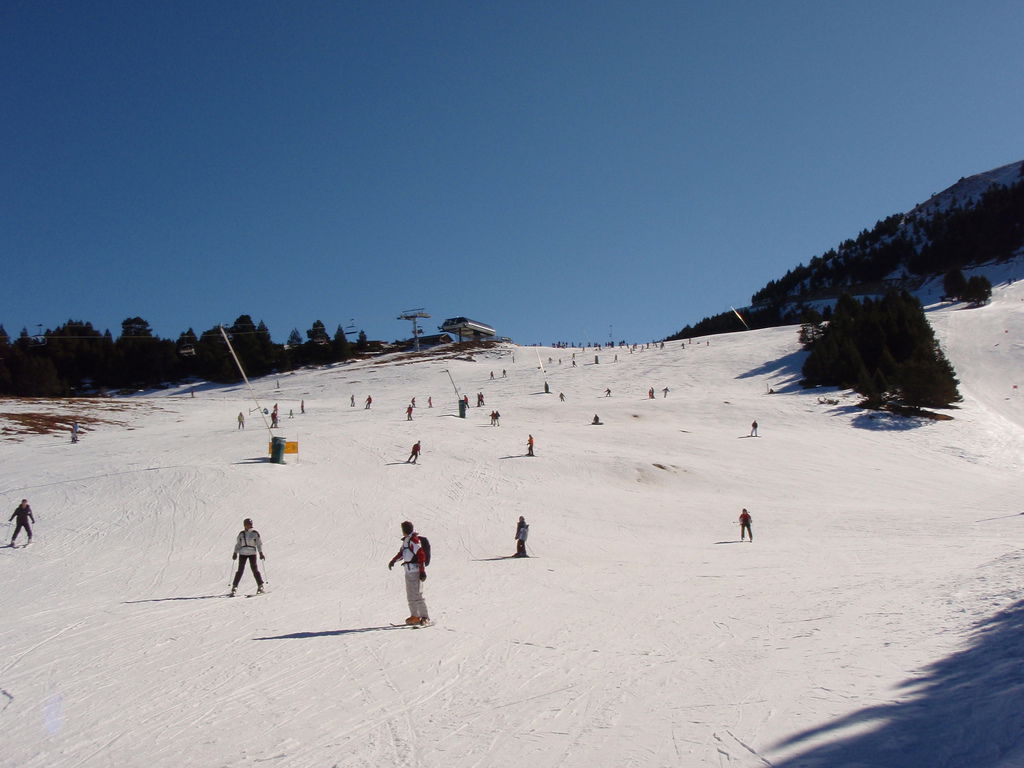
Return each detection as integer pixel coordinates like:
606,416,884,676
739,509,753,542
230,518,265,596
514,516,529,557
10,499,34,546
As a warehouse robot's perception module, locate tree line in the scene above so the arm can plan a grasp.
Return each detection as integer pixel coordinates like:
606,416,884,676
0,316,370,397
799,291,960,411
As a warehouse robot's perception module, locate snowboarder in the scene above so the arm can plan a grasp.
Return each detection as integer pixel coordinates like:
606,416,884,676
387,521,429,625
739,509,753,542
9,499,33,546
526,434,535,457
407,441,421,464
230,518,265,596
514,516,529,557
750,420,758,437
237,412,245,430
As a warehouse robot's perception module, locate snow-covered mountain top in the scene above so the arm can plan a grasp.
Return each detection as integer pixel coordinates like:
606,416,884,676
1,281,1022,767
911,159,1023,216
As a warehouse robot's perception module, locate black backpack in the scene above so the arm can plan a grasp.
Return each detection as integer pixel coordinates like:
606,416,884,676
418,535,431,566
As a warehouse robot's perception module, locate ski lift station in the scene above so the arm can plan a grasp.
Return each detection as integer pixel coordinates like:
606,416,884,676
439,317,496,342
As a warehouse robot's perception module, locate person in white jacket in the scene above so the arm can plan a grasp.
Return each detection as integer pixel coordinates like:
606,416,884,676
230,518,265,596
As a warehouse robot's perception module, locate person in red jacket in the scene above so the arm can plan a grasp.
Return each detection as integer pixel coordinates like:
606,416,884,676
407,441,421,464
388,521,429,625
739,509,753,542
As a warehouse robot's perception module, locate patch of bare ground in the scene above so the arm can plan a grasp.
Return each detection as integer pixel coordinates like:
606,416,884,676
381,341,503,366
0,398,159,441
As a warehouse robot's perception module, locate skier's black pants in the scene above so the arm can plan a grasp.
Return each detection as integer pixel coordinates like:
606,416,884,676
233,555,263,588
740,523,752,541
11,521,31,543
516,540,526,556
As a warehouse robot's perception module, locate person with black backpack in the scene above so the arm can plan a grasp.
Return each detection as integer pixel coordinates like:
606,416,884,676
388,520,430,625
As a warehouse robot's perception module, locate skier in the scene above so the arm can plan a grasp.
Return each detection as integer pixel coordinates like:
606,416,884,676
739,509,753,542
301,400,305,414
605,388,611,397
271,405,279,428
406,405,414,421
230,518,265,596
559,392,565,402
592,414,602,425
9,499,33,546
428,396,432,408
750,420,758,437
407,441,421,464
648,388,655,399
514,516,529,557
662,387,669,398
493,410,500,427
387,521,429,625
526,434,535,457
351,395,355,407
365,395,372,409
237,412,245,430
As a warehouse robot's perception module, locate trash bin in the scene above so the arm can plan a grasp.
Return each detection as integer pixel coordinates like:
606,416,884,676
270,436,287,464
458,399,467,418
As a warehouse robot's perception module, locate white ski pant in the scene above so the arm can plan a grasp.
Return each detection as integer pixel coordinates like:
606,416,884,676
404,569,428,619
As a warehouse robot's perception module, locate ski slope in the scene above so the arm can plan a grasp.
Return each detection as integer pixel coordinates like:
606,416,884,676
1,282,1022,768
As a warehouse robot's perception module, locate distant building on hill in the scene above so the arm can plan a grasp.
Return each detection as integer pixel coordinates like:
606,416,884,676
402,333,453,351
439,317,496,342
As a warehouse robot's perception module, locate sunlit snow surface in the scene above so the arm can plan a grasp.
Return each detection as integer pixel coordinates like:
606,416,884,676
1,280,1022,768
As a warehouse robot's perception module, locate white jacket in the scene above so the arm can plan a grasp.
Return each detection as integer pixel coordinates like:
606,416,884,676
234,529,263,557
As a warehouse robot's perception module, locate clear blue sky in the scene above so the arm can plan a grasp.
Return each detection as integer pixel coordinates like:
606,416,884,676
4,1,1022,346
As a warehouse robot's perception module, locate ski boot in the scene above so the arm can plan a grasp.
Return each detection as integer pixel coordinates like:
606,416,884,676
229,587,237,597
256,584,265,594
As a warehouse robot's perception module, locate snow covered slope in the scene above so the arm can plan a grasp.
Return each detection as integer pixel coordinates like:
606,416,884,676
1,282,1022,768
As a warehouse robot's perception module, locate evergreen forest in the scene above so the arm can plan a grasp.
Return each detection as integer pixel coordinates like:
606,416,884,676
0,316,371,397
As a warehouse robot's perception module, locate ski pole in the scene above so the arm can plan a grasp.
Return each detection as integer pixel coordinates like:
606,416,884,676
261,557,270,585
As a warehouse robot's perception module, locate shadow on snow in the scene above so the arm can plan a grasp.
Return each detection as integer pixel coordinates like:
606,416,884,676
253,626,409,640
735,349,809,393
769,598,1024,767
